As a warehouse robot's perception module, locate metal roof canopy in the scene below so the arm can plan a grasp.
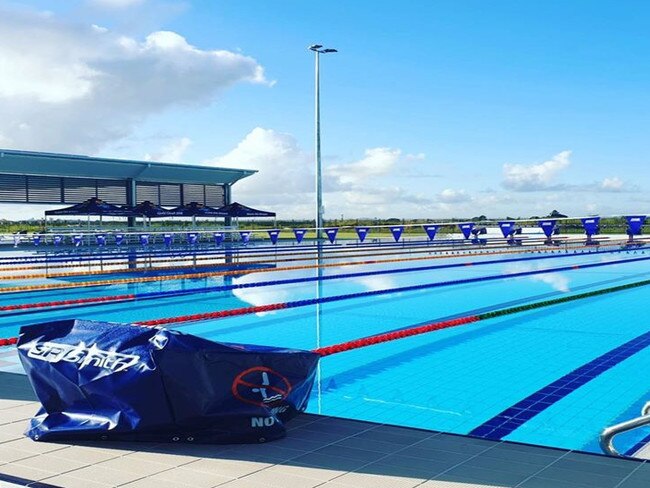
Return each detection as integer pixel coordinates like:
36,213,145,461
0,149,256,186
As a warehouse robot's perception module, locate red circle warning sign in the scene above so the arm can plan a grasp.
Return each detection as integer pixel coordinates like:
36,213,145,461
232,366,292,407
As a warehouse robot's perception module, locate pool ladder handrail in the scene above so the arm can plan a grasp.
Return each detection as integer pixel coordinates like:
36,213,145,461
600,401,650,457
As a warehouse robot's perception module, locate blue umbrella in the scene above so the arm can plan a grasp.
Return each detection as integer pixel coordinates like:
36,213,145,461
45,197,133,232
45,197,132,217
130,201,182,218
169,201,229,217
167,201,229,228
217,202,276,218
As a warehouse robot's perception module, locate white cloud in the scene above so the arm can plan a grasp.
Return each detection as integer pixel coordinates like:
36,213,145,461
208,127,320,217
329,148,428,185
0,7,265,153
213,127,312,194
144,136,192,163
89,0,146,8
353,275,396,292
502,150,571,191
601,177,624,191
405,152,426,161
232,270,308,310
437,188,471,203
505,263,570,292
207,127,431,218
532,272,570,292
329,147,402,185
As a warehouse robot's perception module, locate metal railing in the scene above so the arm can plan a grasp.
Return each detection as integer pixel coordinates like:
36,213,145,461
600,401,650,457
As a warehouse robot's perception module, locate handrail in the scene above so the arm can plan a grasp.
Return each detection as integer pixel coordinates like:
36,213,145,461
600,401,650,457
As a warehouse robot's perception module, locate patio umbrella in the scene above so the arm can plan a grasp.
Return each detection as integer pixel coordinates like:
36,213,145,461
45,197,133,230
217,202,276,218
168,201,229,227
130,201,183,227
217,202,276,237
45,197,132,217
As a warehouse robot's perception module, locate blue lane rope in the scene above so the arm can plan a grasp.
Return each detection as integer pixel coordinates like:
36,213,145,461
0,244,639,297
139,252,650,327
0,234,586,266
0,238,630,276
0,237,459,265
2,248,648,319
0,236,487,263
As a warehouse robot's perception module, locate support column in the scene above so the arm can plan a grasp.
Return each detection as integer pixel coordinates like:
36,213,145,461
126,178,136,229
223,184,232,228
223,183,233,257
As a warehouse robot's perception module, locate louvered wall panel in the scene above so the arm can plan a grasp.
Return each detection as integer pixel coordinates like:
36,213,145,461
27,176,62,203
159,184,181,206
63,178,97,202
182,184,204,204
0,174,27,202
136,182,159,204
205,185,226,207
97,180,127,205
0,173,227,207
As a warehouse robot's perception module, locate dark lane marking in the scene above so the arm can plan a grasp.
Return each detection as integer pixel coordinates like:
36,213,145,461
469,330,650,440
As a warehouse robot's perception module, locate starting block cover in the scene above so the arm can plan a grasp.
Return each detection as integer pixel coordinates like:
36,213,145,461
17,319,319,444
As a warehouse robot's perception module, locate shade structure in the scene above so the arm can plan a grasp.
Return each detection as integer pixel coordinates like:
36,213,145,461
130,200,183,218
218,202,275,218
45,198,132,217
168,201,229,217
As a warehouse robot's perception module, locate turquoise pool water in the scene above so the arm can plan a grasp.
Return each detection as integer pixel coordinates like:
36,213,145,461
1,243,649,455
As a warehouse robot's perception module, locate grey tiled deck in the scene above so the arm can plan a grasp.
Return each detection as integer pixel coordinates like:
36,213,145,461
1,372,649,488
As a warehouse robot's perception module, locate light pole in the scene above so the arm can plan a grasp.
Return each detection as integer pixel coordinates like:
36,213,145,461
309,44,337,239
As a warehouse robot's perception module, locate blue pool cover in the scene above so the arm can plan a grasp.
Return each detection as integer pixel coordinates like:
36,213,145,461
17,319,319,444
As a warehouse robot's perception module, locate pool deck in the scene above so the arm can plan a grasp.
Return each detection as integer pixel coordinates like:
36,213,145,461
1,372,649,488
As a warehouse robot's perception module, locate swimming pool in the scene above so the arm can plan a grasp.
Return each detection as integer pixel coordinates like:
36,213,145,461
1,239,649,456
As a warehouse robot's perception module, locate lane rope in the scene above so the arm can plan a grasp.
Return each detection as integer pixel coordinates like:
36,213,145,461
0,247,640,315
3,256,650,348
0,234,558,265
0,238,630,281
313,275,650,356
136,253,650,327
0,239,482,266
0,240,528,272
0,235,584,271
0,242,640,296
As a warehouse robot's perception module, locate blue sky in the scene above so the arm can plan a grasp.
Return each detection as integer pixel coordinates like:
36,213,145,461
1,0,649,219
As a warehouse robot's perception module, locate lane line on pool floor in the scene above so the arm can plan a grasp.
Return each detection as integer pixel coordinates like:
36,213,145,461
467,330,650,442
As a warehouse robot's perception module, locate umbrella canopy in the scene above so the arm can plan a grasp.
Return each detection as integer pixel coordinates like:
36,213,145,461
130,201,183,218
218,202,276,218
45,198,132,217
168,201,229,217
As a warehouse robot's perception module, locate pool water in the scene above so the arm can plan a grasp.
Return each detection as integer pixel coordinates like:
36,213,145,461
1,242,649,455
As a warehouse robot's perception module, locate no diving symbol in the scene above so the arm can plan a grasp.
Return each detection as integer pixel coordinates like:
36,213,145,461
232,366,292,407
